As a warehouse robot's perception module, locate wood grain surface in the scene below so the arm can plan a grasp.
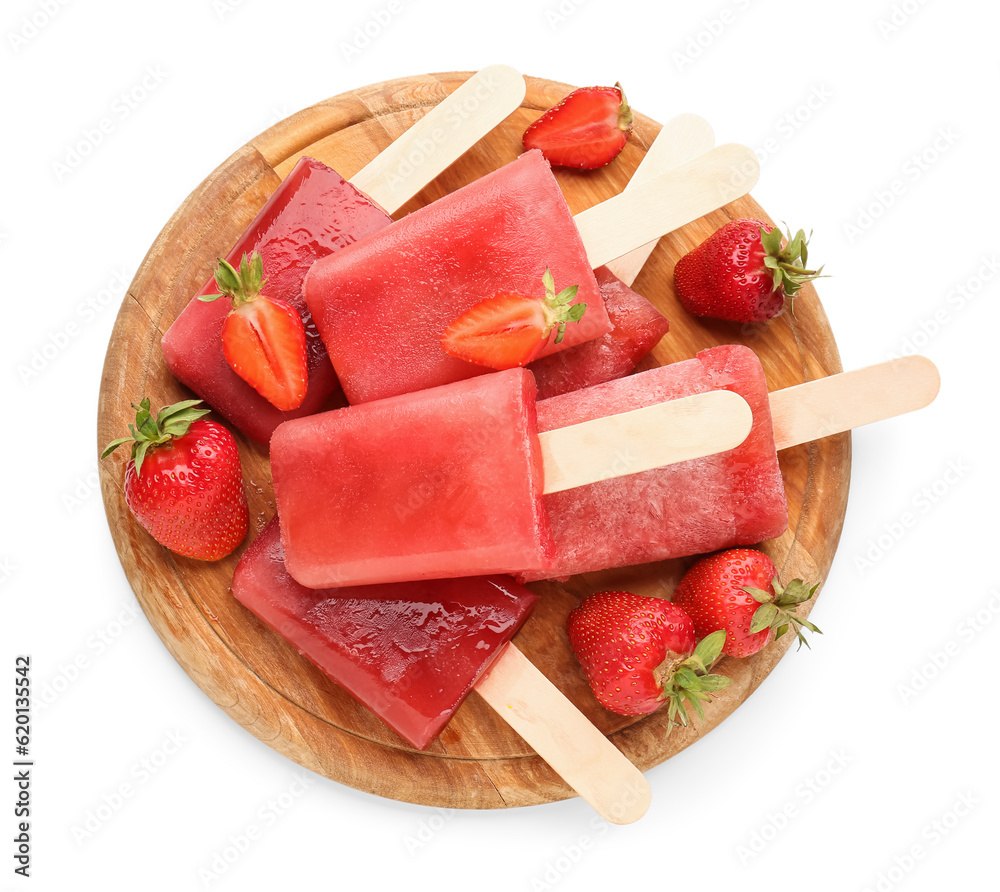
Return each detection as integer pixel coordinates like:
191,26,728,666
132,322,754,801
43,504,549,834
97,70,849,810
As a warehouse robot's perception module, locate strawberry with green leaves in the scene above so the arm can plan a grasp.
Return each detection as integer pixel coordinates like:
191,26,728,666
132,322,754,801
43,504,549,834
673,219,823,323
523,83,633,169
102,399,248,561
671,548,821,658
200,251,308,411
441,268,585,370
567,590,730,726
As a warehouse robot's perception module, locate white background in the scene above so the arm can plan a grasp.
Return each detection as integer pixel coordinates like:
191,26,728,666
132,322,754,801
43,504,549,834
3,0,997,889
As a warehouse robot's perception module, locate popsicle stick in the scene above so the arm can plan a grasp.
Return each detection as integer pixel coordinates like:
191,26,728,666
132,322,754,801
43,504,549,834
574,143,760,269
475,644,651,824
539,389,752,495
350,65,526,214
604,113,715,286
770,355,941,450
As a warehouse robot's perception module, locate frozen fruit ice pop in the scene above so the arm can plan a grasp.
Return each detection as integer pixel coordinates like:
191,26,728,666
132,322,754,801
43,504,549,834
519,344,788,581
303,149,610,405
529,266,670,400
160,156,393,444
232,518,538,750
270,367,553,589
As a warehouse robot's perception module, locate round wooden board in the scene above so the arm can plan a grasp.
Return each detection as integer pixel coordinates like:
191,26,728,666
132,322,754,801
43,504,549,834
97,71,849,811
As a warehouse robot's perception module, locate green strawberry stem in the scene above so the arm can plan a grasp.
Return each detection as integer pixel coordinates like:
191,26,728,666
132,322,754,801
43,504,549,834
614,82,633,133
743,577,822,650
198,251,267,308
657,630,731,732
541,267,586,344
759,225,825,310
101,398,211,477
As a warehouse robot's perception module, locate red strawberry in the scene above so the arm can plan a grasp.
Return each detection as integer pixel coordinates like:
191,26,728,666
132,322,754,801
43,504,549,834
441,268,585,370
671,549,821,658
523,83,633,169
102,399,248,560
200,251,308,411
567,590,729,724
673,219,824,323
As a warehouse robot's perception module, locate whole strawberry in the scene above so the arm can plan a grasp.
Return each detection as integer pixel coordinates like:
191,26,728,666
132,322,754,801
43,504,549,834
671,549,821,658
523,83,633,169
673,219,823,322
567,590,729,725
102,398,248,560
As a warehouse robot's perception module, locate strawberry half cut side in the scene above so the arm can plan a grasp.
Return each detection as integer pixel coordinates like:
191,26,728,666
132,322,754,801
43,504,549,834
200,252,308,411
441,268,585,370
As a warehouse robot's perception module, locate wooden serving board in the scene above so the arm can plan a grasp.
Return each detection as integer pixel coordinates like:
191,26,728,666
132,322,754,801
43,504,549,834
97,71,848,810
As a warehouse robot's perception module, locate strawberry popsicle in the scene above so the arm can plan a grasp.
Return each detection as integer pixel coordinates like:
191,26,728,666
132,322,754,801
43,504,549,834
304,149,609,404
270,367,554,588
519,344,788,581
161,156,391,443
232,518,538,750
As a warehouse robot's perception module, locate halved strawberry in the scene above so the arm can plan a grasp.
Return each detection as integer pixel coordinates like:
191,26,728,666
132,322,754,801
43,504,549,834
523,83,633,169
441,269,585,370
199,252,308,411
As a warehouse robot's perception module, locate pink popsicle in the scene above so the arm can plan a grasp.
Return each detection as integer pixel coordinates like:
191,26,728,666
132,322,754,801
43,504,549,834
529,265,670,400
270,367,553,589
303,149,610,405
232,518,538,750
519,344,788,581
161,156,391,443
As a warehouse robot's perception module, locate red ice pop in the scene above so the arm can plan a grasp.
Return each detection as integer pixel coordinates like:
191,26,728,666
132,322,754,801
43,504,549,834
232,518,538,749
160,66,527,443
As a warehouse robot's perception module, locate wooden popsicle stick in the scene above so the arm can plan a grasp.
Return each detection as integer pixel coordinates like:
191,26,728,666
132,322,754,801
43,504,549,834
475,643,651,824
349,65,526,214
604,113,716,286
574,143,760,269
770,355,941,451
539,389,752,495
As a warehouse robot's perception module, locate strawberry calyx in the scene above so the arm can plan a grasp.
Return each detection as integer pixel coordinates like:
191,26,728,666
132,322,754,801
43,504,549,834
742,577,822,650
613,82,633,135
658,630,730,732
199,251,266,310
101,398,211,477
759,225,825,312
539,267,585,344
